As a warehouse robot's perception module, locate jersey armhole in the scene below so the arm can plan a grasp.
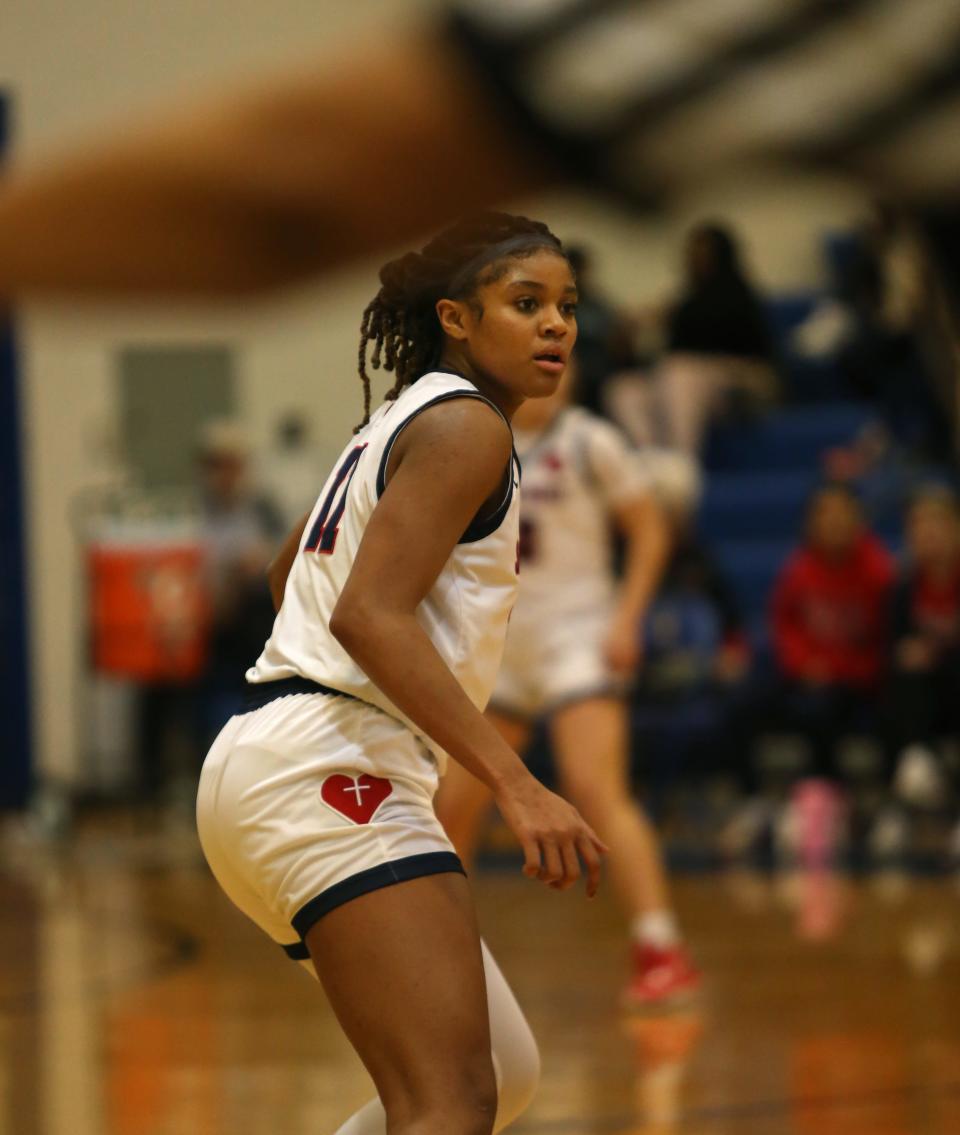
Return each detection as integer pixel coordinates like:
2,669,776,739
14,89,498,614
460,449,519,544
375,391,516,544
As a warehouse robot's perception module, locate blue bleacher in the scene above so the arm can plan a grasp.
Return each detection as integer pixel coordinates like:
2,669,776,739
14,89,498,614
700,281,883,638
711,539,789,624
698,470,817,543
703,402,874,472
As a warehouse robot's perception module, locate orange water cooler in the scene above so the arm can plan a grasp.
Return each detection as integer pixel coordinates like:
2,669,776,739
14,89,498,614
87,522,212,683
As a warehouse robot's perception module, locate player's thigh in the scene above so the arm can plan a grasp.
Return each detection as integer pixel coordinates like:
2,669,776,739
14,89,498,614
306,870,495,1119
550,696,631,808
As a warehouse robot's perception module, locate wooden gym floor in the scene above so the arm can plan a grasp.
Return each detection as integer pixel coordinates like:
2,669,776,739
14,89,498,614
1,814,959,1135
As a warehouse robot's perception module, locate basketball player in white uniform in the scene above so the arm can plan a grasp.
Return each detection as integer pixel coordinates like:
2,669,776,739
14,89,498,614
196,213,606,1135
436,369,701,1007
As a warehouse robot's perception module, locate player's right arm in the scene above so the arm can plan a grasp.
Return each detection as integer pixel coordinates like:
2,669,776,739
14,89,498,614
329,398,606,896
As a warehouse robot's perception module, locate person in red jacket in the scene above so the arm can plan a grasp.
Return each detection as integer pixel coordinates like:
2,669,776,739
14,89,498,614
770,483,895,864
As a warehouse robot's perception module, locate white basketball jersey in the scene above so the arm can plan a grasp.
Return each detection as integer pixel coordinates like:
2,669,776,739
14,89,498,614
248,372,521,762
512,407,648,625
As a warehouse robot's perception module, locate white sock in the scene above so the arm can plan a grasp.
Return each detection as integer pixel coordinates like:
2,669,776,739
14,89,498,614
632,910,681,950
332,940,539,1134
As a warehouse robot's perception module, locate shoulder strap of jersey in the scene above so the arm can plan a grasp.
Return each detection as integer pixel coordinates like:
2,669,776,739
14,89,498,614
374,378,511,499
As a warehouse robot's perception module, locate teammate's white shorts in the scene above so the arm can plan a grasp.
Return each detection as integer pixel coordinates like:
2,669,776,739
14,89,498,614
196,679,462,961
491,606,626,721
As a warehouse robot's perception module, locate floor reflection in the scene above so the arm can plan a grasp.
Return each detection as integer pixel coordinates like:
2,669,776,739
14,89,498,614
0,818,958,1135
622,1008,705,1132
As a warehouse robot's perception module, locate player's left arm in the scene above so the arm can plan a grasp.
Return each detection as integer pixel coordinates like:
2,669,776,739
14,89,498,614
267,511,310,612
607,491,671,675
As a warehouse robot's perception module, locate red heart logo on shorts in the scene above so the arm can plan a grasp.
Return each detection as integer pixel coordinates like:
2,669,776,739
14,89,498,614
320,774,393,824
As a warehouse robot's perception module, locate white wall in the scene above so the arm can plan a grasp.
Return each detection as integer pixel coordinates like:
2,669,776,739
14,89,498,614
3,1,868,789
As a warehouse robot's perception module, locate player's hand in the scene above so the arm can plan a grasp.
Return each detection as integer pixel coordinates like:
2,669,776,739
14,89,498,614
494,775,608,898
604,612,642,676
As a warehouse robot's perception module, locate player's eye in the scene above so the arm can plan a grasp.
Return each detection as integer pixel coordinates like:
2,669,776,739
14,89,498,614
561,302,579,317
515,296,538,313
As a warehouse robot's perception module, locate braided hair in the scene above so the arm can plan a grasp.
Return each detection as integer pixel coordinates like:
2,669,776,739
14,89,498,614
356,212,567,429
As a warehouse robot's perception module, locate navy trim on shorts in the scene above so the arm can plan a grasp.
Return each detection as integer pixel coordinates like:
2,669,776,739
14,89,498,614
282,940,312,961
244,676,356,712
489,682,627,726
290,851,465,942
545,683,628,716
486,699,536,725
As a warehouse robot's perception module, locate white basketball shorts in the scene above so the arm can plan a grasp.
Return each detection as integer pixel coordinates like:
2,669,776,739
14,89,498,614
491,605,626,720
196,680,463,961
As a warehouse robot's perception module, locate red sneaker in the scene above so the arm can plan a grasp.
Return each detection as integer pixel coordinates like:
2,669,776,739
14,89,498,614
622,944,702,1009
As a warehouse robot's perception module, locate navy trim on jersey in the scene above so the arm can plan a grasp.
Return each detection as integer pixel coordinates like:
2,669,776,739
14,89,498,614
460,453,518,544
374,386,516,544
290,852,465,940
244,675,356,712
375,389,501,498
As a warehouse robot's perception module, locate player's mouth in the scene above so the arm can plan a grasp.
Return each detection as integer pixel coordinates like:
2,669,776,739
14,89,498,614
532,348,566,375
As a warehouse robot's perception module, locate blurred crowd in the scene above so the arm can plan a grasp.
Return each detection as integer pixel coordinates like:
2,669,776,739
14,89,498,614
572,202,960,871
88,204,960,870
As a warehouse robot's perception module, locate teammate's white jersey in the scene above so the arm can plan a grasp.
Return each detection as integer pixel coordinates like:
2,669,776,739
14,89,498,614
511,406,648,627
248,371,520,763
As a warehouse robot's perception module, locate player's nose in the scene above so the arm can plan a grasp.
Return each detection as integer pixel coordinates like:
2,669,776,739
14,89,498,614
540,305,569,336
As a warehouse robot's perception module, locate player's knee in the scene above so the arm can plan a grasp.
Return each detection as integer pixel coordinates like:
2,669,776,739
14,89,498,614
458,1068,499,1135
439,1061,499,1135
385,1054,498,1135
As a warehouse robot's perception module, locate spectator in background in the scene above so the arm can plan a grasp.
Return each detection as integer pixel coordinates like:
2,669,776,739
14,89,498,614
631,451,754,807
658,223,777,458
769,484,895,864
838,202,952,461
197,420,285,743
886,488,960,812
639,451,751,697
565,246,635,418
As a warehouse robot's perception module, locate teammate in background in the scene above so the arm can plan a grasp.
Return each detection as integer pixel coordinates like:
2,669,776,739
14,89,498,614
435,368,701,1007
196,213,607,1135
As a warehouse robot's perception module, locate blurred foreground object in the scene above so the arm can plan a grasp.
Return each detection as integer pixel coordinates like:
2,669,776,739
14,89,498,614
2,0,960,300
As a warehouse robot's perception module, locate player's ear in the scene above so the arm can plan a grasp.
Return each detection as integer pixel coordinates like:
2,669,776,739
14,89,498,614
436,298,470,341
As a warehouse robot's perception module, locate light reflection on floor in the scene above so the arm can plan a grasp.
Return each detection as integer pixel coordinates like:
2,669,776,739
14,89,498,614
0,816,958,1135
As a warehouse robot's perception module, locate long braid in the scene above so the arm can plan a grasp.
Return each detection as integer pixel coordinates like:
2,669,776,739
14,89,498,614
355,212,566,430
